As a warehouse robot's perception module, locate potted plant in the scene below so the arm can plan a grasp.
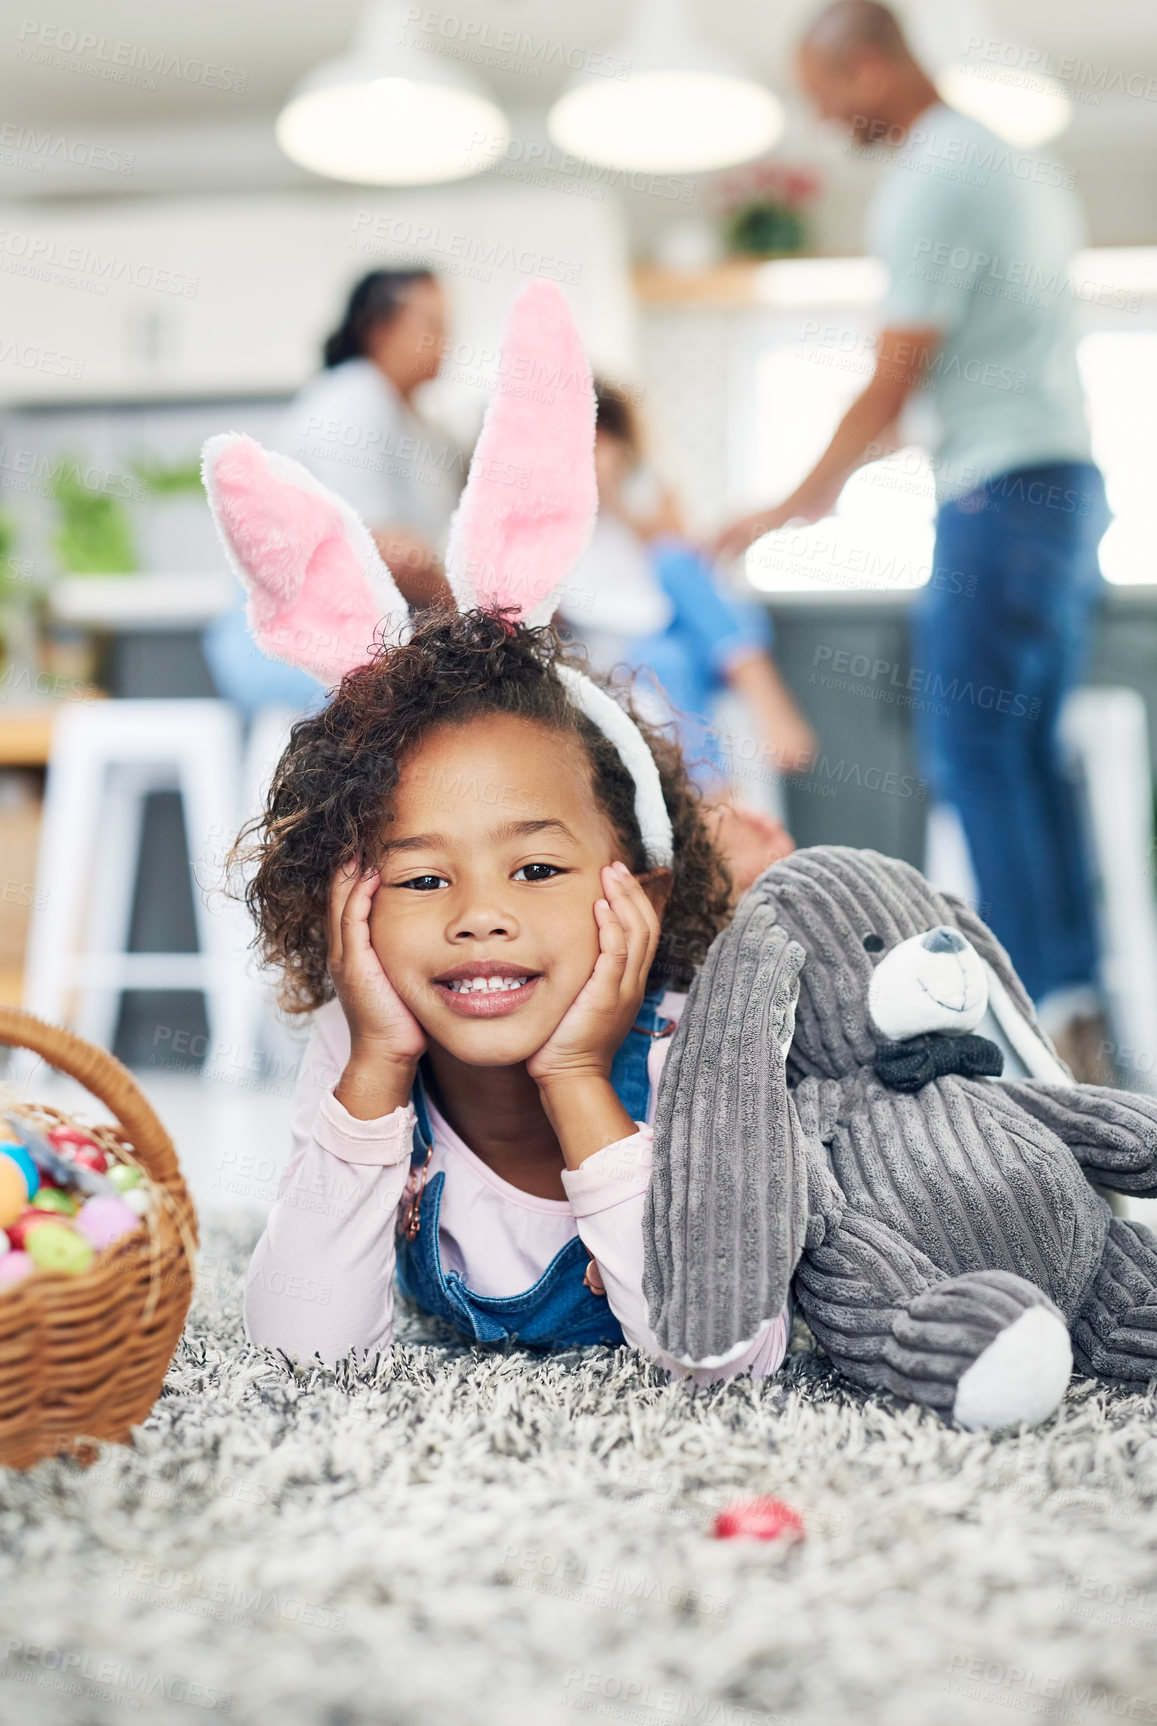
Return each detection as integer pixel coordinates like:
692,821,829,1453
49,458,138,576
715,161,821,259
0,508,49,701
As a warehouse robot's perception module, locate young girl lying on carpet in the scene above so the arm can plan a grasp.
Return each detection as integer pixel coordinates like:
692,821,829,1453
238,607,790,1380
204,281,791,1381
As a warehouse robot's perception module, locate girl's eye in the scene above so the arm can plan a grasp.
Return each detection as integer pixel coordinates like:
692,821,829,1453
513,863,562,883
399,874,448,892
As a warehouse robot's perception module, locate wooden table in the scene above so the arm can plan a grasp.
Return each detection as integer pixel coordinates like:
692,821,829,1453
0,703,104,1004
0,709,57,768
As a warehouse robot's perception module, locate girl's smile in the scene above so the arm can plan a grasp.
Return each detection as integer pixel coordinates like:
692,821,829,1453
433,960,542,1017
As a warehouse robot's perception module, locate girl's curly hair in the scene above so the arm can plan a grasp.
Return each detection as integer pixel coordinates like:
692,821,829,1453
236,609,732,1014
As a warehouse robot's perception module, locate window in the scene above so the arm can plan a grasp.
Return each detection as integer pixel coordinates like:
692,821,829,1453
1078,330,1157,585
745,336,935,595
732,252,1157,593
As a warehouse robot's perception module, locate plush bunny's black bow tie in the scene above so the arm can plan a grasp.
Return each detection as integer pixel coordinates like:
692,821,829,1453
874,1032,1004,1092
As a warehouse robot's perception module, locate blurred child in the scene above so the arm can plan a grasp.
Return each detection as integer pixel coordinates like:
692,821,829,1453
559,383,818,892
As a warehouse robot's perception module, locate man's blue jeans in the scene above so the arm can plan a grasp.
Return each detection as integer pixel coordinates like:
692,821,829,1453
911,462,1110,1004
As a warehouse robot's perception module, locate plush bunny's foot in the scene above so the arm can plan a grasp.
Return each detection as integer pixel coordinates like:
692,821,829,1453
795,1219,1074,1423
887,1268,1071,1430
1071,1217,1157,1380
953,1305,1073,1431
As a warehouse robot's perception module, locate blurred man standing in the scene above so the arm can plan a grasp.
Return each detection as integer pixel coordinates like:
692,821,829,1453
716,0,1110,1075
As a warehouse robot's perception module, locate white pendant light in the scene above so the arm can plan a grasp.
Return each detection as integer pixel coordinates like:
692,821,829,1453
909,0,1071,148
276,0,509,186
935,64,1072,149
548,0,784,176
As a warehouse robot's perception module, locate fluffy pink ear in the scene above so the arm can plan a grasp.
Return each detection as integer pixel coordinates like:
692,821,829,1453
445,281,597,627
202,433,406,684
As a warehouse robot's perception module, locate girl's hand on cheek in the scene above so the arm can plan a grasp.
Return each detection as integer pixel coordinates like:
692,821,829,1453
328,861,427,1071
527,862,660,1091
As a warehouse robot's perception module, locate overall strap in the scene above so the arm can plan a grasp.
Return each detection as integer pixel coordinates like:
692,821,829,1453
609,986,675,1127
399,1064,436,1241
411,1064,435,1157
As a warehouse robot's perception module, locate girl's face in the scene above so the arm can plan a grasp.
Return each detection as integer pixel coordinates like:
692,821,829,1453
369,712,665,1068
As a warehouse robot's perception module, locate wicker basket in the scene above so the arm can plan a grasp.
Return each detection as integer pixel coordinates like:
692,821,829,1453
0,1007,198,1470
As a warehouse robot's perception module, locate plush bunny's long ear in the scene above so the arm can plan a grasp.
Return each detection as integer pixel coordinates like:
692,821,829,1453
202,432,407,685
644,898,810,1365
941,892,1071,1081
444,280,597,625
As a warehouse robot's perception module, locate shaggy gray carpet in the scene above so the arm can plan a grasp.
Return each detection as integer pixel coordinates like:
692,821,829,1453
2,1210,1157,1726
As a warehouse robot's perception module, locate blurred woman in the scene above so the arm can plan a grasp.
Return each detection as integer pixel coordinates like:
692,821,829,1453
280,268,457,610
205,269,458,713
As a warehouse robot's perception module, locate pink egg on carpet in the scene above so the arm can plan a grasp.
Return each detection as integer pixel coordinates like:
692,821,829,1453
712,1497,806,1543
75,1195,142,1250
0,1251,34,1286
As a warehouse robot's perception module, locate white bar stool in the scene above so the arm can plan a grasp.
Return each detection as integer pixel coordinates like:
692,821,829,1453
233,705,309,1083
1060,687,1157,1094
18,700,259,1079
243,705,300,822
924,686,1157,1097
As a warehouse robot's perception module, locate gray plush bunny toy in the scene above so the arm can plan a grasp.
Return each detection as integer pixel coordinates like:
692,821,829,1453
643,846,1157,1430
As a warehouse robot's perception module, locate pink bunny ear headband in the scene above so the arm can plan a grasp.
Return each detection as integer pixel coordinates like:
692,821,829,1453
202,280,674,870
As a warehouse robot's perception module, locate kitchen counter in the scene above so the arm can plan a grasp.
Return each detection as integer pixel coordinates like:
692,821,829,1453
762,583,1157,863
47,571,1157,629
49,573,234,633
40,572,1157,869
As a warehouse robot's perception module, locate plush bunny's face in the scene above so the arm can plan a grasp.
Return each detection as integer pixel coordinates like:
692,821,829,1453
747,846,1025,1080
867,926,987,1042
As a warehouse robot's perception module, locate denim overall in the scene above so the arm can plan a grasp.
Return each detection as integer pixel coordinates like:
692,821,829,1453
394,991,672,1349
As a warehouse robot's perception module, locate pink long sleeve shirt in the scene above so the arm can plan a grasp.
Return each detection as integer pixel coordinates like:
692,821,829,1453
243,994,790,1383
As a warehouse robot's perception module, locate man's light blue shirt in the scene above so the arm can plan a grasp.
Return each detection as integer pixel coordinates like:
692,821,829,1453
866,104,1093,499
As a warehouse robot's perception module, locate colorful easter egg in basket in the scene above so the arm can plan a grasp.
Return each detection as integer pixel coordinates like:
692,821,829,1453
0,1157,27,1229
47,1123,99,1151
71,1145,109,1175
0,1007,197,1469
25,1221,94,1275
0,1143,37,1201
0,1251,33,1287
75,1195,142,1251
6,1206,70,1250
107,1161,143,1194
30,1186,78,1218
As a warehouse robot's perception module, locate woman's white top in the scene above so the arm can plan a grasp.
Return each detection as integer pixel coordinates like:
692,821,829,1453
278,358,460,546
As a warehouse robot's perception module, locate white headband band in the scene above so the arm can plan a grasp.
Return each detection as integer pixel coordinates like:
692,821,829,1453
555,666,673,870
